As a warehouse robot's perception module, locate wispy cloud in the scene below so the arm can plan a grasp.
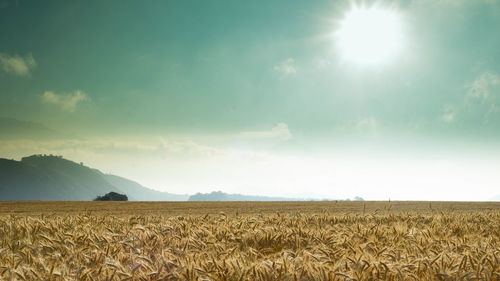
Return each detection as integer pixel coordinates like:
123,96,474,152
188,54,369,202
440,71,500,125
240,123,292,141
41,90,89,112
0,52,36,76
441,104,456,123
465,71,500,123
273,58,297,76
0,136,228,163
466,71,500,101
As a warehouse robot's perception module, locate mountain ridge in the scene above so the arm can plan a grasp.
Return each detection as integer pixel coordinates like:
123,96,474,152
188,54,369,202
188,191,294,201
0,155,188,201
0,154,369,202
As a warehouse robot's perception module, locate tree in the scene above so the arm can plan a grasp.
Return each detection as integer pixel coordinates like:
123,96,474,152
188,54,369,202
94,192,128,201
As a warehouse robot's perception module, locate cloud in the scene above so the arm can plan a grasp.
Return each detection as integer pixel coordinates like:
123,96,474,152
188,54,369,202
273,58,297,76
41,90,89,112
441,72,500,125
465,72,500,123
466,71,500,101
157,138,226,158
441,104,456,123
0,136,229,164
240,123,292,141
0,52,36,76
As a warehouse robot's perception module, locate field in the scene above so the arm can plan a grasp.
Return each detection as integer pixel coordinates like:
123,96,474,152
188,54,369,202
1,201,500,281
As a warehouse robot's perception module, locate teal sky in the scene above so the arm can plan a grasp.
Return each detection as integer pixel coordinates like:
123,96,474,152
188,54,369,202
1,0,500,200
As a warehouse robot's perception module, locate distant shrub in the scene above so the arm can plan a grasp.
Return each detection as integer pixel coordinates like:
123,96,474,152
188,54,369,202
94,192,128,201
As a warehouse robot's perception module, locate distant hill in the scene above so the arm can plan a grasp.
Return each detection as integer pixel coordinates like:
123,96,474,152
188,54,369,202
0,155,188,201
188,191,364,201
490,194,500,201
188,191,296,201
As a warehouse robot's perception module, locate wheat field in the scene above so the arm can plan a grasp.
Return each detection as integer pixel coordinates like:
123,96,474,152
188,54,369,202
1,201,500,280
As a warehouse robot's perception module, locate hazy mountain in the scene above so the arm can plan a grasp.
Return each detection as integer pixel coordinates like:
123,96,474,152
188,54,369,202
0,117,68,140
0,155,187,201
188,191,364,201
490,194,500,201
188,191,297,201
104,174,189,201
0,155,120,200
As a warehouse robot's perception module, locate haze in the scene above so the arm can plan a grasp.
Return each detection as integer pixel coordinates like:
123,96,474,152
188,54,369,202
1,0,500,201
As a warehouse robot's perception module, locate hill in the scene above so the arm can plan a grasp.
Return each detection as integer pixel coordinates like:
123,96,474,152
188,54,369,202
188,191,364,201
0,155,187,201
0,155,120,200
188,191,295,201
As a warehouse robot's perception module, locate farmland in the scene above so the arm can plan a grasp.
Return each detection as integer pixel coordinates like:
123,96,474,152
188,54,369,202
1,201,500,280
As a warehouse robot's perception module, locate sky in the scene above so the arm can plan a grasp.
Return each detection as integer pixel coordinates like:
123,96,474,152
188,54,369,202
1,0,500,200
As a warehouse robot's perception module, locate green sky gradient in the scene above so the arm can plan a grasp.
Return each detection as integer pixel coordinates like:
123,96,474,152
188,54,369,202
1,0,500,200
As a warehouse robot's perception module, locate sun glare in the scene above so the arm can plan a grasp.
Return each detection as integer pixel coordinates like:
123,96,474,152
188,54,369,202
337,6,403,65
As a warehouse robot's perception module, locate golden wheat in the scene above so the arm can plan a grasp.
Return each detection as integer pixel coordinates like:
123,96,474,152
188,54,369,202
0,202,499,280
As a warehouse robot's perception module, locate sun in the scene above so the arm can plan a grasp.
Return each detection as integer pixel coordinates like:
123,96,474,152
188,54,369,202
336,6,403,65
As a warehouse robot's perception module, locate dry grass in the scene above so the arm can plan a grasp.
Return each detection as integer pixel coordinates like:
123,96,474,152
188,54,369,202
1,201,500,280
